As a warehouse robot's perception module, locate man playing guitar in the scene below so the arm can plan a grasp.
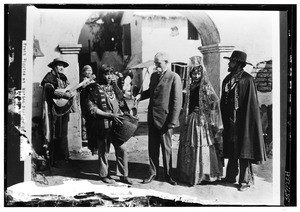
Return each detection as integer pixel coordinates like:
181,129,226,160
41,57,75,166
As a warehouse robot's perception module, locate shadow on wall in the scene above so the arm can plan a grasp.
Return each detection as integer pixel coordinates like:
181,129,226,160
254,60,273,159
260,104,273,159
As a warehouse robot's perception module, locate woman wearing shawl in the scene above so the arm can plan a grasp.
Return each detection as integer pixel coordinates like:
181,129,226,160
176,55,223,185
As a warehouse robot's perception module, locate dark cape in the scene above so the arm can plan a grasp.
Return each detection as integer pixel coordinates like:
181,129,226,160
220,70,266,164
41,71,70,162
41,71,69,90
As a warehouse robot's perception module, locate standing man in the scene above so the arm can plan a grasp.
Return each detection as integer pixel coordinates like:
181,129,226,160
135,52,182,185
220,50,266,191
81,64,133,185
41,57,75,166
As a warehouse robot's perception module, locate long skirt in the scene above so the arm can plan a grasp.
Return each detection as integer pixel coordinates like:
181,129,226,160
177,112,223,185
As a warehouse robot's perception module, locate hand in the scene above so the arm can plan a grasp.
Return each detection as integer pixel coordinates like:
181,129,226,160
134,94,141,104
110,74,118,84
64,91,76,99
70,91,77,97
167,123,176,129
110,113,124,125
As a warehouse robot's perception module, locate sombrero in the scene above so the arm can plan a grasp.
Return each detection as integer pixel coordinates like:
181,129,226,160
223,50,253,66
48,57,69,68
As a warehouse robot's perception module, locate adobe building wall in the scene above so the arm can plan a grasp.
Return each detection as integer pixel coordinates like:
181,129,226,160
30,8,93,153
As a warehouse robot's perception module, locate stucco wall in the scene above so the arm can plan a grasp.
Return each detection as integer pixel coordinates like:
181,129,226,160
32,9,93,85
121,11,143,63
208,10,277,108
206,11,276,75
30,8,94,152
141,16,201,64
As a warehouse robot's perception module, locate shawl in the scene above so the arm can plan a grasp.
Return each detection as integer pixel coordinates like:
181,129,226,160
180,61,223,147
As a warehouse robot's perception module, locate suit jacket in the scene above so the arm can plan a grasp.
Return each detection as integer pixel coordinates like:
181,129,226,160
140,68,182,130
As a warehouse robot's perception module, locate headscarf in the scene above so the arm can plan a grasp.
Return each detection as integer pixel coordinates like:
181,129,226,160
180,55,223,138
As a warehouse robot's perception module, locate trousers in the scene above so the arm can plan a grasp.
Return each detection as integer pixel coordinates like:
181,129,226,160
97,135,128,178
225,158,254,185
148,123,173,179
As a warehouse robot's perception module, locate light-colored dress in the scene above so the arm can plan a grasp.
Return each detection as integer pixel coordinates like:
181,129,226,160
177,68,224,185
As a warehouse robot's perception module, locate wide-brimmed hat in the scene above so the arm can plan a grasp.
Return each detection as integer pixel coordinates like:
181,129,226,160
223,50,253,66
48,58,69,68
189,55,204,68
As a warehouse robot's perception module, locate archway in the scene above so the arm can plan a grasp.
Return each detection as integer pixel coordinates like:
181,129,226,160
179,11,220,46
77,10,230,96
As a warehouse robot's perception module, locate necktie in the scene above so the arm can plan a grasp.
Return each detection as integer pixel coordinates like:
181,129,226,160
157,72,162,84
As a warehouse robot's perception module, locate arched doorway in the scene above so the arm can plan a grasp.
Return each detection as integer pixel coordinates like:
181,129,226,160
77,10,231,97
75,9,231,150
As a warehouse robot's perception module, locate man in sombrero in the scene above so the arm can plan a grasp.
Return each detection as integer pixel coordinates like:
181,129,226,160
220,50,266,191
41,57,75,166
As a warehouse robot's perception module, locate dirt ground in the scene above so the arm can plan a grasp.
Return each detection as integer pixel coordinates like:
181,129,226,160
7,99,275,206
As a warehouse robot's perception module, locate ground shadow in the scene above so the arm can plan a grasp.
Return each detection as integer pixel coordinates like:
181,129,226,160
41,160,166,183
134,122,180,136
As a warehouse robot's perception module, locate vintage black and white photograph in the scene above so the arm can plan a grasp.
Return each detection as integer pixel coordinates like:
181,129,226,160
3,2,297,207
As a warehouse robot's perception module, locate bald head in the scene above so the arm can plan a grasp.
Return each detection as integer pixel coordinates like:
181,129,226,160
154,52,169,73
82,65,93,78
154,52,169,63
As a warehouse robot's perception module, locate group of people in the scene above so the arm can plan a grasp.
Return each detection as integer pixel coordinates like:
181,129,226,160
41,50,266,191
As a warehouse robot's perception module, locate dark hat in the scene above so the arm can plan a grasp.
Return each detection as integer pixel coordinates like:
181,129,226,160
48,58,69,68
223,50,253,66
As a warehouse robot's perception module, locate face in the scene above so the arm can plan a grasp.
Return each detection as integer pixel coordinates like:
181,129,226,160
227,60,240,73
83,68,93,78
191,66,203,83
53,62,65,74
104,72,114,85
154,57,167,73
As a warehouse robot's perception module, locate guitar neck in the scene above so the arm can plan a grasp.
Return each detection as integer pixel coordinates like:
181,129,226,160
61,75,95,93
68,82,84,92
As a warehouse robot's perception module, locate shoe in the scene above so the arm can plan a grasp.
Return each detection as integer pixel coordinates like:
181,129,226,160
100,177,116,184
142,175,156,184
220,177,236,184
166,177,177,185
239,184,251,192
120,176,133,185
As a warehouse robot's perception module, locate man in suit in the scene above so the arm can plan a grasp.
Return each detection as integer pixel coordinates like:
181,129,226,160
135,52,182,185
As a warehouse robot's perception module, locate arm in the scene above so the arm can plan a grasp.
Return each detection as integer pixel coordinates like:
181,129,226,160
168,73,183,128
134,73,154,102
44,83,71,99
85,93,124,125
43,82,74,100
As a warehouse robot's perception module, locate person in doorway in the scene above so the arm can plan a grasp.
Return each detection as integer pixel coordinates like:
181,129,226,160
134,52,182,185
122,70,133,99
81,64,133,185
176,56,224,186
41,57,75,166
220,50,266,191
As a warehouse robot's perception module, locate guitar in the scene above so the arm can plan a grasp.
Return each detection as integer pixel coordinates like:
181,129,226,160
53,74,96,107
